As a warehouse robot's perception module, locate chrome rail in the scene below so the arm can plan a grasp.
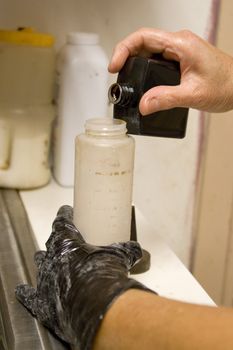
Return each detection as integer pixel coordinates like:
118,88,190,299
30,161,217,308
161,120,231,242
0,189,69,350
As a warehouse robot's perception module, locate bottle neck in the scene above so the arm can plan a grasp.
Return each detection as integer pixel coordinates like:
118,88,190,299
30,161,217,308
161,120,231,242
108,83,135,106
67,32,99,46
85,118,127,137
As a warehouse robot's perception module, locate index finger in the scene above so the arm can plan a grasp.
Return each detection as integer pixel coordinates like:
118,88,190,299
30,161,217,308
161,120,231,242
108,27,172,73
46,205,85,250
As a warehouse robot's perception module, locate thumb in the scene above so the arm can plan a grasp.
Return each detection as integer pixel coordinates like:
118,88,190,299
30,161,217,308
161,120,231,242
139,84,191,115
111,241,143,269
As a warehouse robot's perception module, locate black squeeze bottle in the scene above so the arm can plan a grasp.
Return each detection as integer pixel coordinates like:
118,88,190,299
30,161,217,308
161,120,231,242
108,55,188,138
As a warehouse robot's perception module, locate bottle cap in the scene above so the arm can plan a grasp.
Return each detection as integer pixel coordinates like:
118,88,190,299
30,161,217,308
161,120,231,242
0,27,54,47
67,32,99,45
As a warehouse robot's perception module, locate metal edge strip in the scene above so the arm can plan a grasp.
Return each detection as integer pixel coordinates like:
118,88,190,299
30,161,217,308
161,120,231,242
0,189,69,350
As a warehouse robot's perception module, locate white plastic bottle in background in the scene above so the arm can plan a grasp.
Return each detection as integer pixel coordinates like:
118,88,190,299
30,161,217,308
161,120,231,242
0,28,55,189
73,118,135,246
53,32,109,187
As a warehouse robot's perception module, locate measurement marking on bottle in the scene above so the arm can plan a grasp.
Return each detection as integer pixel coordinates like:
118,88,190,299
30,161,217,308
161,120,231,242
95,170,131,176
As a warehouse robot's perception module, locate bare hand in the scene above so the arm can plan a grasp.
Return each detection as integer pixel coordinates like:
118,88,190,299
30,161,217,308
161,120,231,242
108,28,233,114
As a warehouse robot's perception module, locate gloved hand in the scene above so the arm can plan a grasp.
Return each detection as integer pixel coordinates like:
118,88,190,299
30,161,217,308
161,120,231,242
15,205,154,350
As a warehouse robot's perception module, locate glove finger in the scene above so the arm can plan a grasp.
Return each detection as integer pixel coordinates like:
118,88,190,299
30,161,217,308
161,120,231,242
47,205,85,250
56,205,73,222
34,250,46,269
53,205,84,241
111,241,143,269
15,284,37,316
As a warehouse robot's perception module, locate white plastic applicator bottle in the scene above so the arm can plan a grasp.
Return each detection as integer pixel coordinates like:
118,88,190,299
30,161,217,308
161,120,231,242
73,118,135,245
53,32,109,187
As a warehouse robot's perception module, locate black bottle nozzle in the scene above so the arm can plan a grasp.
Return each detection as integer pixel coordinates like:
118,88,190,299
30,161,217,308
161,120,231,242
108,83,135,107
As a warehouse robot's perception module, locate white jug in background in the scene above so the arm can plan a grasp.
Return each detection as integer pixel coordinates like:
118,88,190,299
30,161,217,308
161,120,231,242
0,28,55,189
53,32,109,187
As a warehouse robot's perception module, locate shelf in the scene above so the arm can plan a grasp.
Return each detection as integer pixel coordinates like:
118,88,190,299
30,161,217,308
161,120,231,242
20,179,215,306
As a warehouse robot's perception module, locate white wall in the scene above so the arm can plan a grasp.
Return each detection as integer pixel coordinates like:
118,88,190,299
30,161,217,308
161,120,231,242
0,0,214,265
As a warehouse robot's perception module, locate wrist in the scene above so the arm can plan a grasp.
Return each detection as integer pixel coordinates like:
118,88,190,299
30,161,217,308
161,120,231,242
66,273,153,350
93,289,158,350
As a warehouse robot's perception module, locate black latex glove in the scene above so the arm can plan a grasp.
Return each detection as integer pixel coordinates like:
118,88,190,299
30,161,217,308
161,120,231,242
15,205,153,350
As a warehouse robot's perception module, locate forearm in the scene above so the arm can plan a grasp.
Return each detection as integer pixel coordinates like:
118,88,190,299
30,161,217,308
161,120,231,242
93,289,233,350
